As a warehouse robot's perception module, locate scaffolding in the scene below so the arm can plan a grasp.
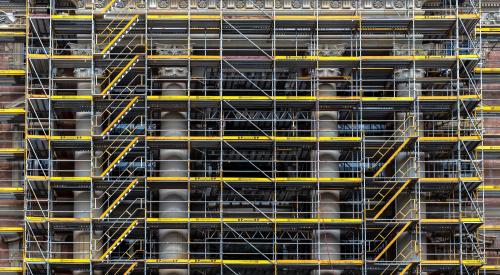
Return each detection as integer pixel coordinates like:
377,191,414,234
477,1,500,271
0,0,489,274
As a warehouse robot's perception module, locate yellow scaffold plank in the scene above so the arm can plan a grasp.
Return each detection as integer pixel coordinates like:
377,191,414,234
147,95,315,101
0,148,23,154
0,187,23,193
0,69,25,76
26,216,91,223
421,259,483,265
421,218,459,223
146,258,363,265
0,227,23,233
0,109,24,115
25,258,90,264
277,259,362,265
99,178,138,219
51,95,93,101
26,176,92,182
146,217,362,224
373,137,413,178
480,225,500,230
421,218,482,223
418,136,481,142
99,220,139,261
362,97,413,101
145,14,474,21
418,95,480,101
146,136,361,142
99,96,139,135
50,258,91,264
51,176,92,181
419,177,481,183
27,135,91,141
374,221,412,261
478,27,500,33
148,55,222,60
146,95,478,102
275,15,360,20
474,67,500,73
51,136,91,141
28,54,92,60
477,106,500,112
482,265,500,270
415,14,480,20
477,145,500,151
479,185,500,191
147,14,221,20
148,55,478,61
0,31,25,37
147,176,362,183
51,14,93,20
0,267,22,272
275,55,354,61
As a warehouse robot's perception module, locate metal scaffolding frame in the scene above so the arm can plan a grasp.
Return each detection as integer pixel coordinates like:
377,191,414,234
0,0,490,274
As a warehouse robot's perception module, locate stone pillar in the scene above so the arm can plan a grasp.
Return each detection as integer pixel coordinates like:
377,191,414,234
157,62,189,275
316,68,341,275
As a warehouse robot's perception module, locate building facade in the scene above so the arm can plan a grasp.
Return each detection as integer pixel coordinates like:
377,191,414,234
0,0,494,274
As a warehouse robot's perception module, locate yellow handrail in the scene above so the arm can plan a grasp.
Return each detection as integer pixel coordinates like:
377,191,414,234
100,0,119,14
97,16,128,45
100,56,140,96
373,137,414,177
100,96,139,136
374,221,412,261
366,157,413,213
99,178,139,219
100,15,139,55
399,262,414,274
370,116,414,167
372,179,413,220
99,219,139,261
100,137,139,178
371,223,401,252
123,262,138,275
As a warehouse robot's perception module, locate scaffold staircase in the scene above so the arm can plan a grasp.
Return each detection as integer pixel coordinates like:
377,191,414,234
369,116,416,178
98,96,140,137
99,55,140,96
98,178,139,219
97,136,139,178
98,219,140,261
369,221,413,262
366,178,414,220
98,14,140,57
91,3,146,269
367,183,416,263
103,240,142,274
